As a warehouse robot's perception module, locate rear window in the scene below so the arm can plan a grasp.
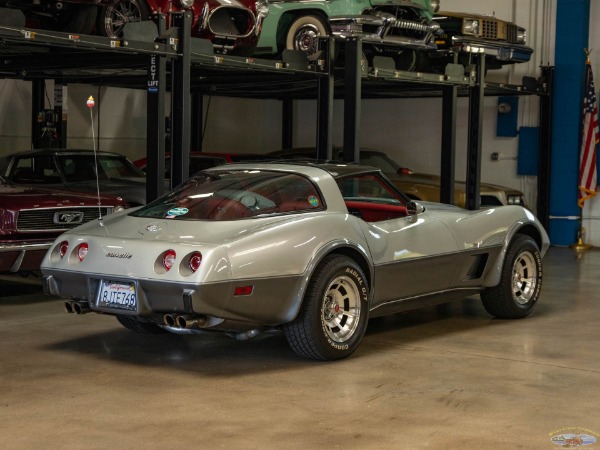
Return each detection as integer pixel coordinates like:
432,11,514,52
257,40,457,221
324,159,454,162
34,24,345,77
132,170,324,221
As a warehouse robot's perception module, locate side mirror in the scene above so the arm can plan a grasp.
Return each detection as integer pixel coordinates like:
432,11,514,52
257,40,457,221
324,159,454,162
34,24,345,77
406,201,424,222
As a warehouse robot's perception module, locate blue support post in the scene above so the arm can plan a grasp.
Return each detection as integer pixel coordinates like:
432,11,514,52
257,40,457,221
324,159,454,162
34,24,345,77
549,0,590,245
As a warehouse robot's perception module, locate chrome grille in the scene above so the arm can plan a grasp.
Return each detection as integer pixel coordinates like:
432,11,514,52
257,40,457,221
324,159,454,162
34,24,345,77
481,19,499,40
17,207,111,231
506,23,518,43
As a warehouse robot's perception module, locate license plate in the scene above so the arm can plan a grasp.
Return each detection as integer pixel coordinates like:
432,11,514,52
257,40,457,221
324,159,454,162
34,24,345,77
97,280,137,311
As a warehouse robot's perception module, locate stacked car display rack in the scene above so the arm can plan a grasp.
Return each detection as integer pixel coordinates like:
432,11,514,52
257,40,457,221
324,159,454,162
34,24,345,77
0,8,550,218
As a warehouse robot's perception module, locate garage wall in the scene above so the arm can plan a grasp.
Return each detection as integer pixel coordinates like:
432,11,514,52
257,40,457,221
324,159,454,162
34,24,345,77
0,79,32,152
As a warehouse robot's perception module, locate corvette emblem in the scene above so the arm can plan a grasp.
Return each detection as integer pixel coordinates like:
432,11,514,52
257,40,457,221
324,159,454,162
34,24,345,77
146,224,162,232
54,211,84,224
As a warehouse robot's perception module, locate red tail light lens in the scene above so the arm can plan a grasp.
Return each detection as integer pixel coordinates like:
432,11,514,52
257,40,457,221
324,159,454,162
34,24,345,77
59,241,69,259
163,249,176,271
234,285,254,296
189,251,202,273
77,243,88,262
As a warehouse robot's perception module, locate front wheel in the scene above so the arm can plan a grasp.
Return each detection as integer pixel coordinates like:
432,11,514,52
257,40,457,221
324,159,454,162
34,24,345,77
285,15,329,59
481,235,543,319
284,255,369,360
97,0,150,39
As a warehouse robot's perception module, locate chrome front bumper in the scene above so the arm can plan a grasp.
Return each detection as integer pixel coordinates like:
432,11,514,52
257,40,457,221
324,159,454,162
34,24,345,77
0,241,52,272
449,37,533,63
330,15,437,51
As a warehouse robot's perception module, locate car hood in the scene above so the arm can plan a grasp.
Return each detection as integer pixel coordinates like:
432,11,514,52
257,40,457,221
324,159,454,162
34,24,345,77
0,183,122,209
436,11,505,20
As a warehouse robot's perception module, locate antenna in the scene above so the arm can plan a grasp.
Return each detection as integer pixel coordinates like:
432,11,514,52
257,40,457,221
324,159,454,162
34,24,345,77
87,95,103,221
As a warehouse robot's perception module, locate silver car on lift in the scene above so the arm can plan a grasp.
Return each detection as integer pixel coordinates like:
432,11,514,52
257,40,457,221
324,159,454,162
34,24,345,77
41,162,549,360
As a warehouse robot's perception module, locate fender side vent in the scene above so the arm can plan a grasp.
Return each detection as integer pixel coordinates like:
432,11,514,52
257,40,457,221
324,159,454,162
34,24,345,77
465,253,489,280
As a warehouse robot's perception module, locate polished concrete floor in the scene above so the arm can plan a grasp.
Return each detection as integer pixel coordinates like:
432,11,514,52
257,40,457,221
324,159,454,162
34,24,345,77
1,247,600,449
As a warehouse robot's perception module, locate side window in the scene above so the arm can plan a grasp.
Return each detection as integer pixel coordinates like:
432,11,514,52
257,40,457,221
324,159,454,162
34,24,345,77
338,174,407,222
15,157,33,170
59,157,98,181
338,174,400,203
11,157,35,182
275,175,324,212
12,156,60,184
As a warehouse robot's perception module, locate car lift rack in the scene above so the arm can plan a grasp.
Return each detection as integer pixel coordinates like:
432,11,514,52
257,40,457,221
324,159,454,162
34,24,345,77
0,8,551,221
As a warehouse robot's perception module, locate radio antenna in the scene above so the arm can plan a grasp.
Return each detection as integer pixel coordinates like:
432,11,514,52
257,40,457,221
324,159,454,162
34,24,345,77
87,95,102,221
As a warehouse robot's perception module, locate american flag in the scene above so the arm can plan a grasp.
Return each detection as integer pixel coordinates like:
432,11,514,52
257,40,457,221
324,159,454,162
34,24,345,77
579,60,599,207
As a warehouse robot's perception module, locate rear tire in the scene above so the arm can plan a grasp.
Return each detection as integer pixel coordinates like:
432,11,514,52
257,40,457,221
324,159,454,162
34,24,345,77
481,235,542,319
116,315,166,334
284,255,369,360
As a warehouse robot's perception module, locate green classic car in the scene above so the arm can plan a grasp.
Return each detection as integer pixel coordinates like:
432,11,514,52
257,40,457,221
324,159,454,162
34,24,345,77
255,0,441,70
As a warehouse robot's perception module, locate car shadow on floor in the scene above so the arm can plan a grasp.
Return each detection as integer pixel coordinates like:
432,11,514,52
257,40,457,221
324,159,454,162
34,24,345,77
44,294,555,374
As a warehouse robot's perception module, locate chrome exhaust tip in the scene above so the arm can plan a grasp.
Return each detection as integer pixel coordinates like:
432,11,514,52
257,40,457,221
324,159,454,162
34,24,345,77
176,314,208,329
64,301,75,314
163,314,177,327
72,301,91,314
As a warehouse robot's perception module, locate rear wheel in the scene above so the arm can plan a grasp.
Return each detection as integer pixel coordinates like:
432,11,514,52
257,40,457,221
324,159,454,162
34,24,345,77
97,0,150,39
284,255,369,360
116,315,166,334
481,235,542,319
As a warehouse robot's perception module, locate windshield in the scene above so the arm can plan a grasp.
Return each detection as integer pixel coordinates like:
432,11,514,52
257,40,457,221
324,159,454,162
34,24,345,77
132,170,324,221
57,155,145,182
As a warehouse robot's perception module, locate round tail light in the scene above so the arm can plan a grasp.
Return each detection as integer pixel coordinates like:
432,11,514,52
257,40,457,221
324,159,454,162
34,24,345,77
189,251,202,273
59,241,69,259
77,243,88,262
163,249,176,271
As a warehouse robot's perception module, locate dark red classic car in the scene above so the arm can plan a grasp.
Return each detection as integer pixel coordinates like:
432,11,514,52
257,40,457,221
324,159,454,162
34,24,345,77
4,0,268,54
0,176,127,273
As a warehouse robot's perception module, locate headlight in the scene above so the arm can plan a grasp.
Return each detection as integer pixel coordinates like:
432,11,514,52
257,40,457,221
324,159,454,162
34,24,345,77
179,0,194,9
463,18,480,36
516,27,527,44
255,0,269,18
507,195,525,205
430,0,440,13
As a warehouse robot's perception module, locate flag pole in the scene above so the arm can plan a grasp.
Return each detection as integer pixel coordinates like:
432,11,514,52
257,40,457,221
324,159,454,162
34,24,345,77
572,48,595,253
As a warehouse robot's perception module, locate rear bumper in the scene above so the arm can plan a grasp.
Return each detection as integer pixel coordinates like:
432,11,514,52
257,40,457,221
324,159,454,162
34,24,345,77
42,269,305,327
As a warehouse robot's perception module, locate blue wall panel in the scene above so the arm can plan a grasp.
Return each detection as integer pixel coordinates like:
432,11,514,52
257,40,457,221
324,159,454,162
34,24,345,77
518,127,539,175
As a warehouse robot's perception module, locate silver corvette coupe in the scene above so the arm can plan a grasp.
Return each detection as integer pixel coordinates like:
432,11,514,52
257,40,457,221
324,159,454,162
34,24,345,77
41,162,550,360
